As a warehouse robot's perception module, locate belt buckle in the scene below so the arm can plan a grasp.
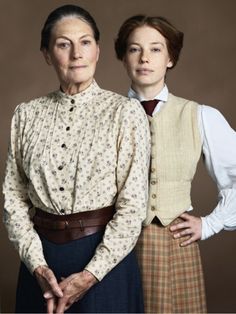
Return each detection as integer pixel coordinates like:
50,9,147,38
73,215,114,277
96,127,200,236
64,221,69,229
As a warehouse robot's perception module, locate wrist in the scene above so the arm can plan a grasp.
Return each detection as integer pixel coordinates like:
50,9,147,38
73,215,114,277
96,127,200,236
34,265,49,277
82,270,98,285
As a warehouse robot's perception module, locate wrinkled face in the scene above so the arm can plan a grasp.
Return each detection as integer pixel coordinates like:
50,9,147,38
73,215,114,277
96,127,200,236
43,16,100,92
123,25,173,93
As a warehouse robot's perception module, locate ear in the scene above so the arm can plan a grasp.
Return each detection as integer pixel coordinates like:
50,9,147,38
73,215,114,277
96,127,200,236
42,48,52,65
96,45,100,62
167,59,174,68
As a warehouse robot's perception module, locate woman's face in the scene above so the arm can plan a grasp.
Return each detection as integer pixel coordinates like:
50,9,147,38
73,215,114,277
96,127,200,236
43,16,100,94
123,25,173,94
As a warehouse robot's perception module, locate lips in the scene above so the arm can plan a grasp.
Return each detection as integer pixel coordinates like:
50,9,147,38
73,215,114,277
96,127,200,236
69,65,87,70
136,68,153,74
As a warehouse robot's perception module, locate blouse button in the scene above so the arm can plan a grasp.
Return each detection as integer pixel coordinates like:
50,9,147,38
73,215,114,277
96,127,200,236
66,126,70,131
151,180,157,185
60,209,65,214
59,187,64,191
71,99,75,104
151,168,155,173
151,206,156,211
152,194,157,199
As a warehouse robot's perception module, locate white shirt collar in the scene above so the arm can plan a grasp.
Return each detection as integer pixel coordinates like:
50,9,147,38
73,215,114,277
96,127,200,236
128,84,169,102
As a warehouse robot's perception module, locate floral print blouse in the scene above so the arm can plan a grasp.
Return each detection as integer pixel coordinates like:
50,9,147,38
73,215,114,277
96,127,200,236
3,81,150,280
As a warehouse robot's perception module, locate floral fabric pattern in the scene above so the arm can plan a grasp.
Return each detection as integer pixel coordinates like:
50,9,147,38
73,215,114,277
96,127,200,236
3,81,150,280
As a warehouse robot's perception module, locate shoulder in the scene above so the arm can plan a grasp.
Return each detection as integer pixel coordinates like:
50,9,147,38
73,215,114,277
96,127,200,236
200,104,232,126
168,93,200,108
98,88,146,116
97,88,138,106
14,93,55,117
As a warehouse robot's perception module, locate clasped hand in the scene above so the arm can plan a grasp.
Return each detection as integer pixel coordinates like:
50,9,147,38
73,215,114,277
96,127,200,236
34,266,97,314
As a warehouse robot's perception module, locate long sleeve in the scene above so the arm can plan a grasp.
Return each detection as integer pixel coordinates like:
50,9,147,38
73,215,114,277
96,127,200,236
2,105,48,273
85,99,150,280
199,105,236,239
2,82,150,278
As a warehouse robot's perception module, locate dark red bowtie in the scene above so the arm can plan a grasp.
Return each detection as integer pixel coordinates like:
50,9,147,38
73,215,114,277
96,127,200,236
141,99,159,116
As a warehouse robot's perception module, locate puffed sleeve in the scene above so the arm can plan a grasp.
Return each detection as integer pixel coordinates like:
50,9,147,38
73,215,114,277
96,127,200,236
2,105,48,273
199,105,236,239
85,98,150,280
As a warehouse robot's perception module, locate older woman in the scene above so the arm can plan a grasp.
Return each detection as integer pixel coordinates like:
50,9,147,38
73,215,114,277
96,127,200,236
115,15,236,313
3,5,150,314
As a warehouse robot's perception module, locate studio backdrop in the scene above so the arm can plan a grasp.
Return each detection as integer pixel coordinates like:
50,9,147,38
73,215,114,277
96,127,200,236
0,0,235,312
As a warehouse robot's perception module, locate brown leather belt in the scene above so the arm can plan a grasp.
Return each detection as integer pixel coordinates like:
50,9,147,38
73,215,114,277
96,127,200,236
33,205,115,244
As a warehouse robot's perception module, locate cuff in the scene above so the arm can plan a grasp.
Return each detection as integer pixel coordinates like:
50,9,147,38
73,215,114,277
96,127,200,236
201,212,224,240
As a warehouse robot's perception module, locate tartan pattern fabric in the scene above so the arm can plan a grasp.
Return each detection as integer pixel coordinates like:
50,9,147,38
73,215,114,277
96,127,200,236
135,219,207,313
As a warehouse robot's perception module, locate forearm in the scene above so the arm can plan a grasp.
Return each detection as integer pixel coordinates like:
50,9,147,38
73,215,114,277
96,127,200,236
201,188,236,240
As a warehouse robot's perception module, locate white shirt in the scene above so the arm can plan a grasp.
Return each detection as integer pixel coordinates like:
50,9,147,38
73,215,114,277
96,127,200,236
128,85,236,240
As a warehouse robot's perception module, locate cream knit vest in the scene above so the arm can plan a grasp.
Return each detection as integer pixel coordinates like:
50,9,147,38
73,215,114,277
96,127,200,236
144,93,202,226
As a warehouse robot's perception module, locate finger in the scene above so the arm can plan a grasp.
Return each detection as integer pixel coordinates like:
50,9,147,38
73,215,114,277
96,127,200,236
170,221,189,232
56,297,67,314
44,270,63,297
46,297,55,314
173,229,192,239
180,239,193,247
44,290,54,299
180,235,198,247
179,212,191,220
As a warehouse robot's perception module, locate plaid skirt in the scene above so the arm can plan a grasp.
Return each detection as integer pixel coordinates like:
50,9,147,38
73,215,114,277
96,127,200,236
135,218,207,313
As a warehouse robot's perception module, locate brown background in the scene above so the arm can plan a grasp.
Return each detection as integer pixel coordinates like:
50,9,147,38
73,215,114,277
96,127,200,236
0,0,236,312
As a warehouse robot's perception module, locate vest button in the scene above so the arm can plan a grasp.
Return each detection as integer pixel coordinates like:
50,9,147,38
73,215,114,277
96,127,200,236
152,194,157,199
151,180,156,185
151,206,156,211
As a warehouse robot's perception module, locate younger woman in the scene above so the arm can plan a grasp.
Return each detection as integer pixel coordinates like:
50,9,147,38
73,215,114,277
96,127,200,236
115,15,236,313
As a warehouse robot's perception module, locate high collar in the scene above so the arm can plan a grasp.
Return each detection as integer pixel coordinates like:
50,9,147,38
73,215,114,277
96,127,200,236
54,80,101,105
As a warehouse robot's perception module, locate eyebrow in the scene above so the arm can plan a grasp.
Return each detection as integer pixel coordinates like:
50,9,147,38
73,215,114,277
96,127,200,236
56,34,94,40
128,41,165,46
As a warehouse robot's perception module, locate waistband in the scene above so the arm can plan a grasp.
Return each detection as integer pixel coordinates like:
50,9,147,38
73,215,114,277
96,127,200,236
33,205,115,244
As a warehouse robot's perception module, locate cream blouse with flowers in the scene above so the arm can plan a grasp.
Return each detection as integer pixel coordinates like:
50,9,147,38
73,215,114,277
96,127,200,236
3,81,150,281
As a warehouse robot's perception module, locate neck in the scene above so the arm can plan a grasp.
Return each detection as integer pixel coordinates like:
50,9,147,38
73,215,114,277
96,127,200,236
132,82,165,100
60,79,93,95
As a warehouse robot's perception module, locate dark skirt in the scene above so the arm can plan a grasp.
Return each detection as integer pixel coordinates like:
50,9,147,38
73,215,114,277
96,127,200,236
15,231,144,313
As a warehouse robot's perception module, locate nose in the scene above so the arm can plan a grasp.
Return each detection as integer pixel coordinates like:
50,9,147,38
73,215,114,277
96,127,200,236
71,45,81,59
139,50,149,63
